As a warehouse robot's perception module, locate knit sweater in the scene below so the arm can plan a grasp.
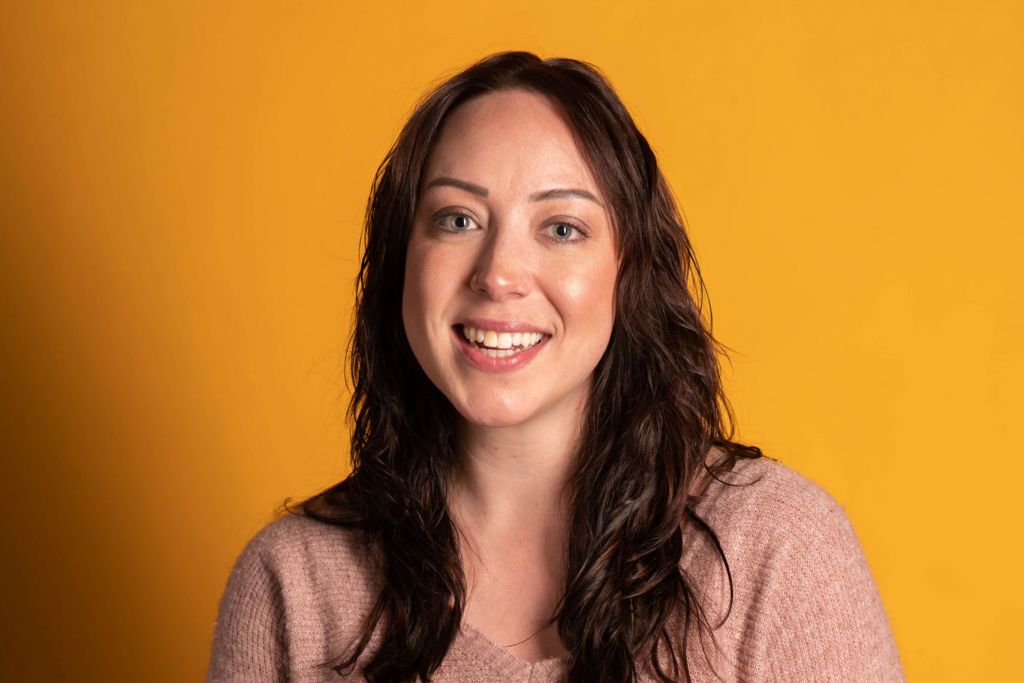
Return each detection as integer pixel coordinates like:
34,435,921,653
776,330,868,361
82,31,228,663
205,456,905,682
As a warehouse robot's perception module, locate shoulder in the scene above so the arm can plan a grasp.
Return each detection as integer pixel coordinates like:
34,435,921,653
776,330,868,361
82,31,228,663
684,454,905,681
690,454,853,553
688,454,872,606
234,512,368,564
207,513,381,681
225,512,379,600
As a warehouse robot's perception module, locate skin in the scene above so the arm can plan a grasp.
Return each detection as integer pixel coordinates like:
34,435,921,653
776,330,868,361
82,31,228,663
401,89,619,662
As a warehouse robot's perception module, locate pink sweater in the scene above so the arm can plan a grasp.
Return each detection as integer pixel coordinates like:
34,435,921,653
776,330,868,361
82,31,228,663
206,457,905,681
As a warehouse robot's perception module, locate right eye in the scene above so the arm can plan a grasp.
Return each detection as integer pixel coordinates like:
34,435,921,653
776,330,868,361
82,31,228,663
435,212,480,232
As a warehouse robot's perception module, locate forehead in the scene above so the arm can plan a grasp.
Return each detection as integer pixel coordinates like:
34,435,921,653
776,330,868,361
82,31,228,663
420,90,604,200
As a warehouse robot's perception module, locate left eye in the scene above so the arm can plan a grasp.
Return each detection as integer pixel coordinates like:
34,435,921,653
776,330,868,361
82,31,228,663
548,222,585,241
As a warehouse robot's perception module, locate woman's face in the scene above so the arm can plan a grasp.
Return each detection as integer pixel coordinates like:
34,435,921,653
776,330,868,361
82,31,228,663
402,89,618,431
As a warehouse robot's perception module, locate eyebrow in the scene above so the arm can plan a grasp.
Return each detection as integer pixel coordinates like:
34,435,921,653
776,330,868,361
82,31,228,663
423,176,605,208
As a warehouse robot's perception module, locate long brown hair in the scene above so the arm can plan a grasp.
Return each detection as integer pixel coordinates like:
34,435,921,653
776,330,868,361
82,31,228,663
290,51,763,682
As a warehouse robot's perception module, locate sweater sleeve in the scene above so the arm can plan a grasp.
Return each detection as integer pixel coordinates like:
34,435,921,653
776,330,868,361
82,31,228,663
747,489,905,682
205,530,289,683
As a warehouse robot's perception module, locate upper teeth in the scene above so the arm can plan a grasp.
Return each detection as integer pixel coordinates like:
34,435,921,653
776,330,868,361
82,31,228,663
461,326,545,350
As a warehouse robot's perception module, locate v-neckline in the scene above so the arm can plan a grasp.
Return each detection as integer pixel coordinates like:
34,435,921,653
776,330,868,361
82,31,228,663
457,620,570,677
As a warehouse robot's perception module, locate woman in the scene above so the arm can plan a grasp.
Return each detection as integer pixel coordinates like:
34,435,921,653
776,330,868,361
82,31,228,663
206,52,904,682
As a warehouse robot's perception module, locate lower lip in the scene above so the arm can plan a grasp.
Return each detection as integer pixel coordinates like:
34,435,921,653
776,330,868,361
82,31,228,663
452,326,549,373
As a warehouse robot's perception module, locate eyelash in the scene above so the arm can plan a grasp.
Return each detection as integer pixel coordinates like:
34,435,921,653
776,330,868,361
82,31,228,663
434,211,588,243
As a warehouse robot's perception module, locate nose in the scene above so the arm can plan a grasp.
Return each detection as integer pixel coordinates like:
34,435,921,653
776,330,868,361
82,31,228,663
469,223,531,300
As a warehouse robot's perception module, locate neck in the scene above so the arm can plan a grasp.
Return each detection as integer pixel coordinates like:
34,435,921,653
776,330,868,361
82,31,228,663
448,397,585,536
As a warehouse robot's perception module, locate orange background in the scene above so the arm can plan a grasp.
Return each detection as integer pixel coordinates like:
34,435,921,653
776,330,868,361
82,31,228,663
1,1,1020,680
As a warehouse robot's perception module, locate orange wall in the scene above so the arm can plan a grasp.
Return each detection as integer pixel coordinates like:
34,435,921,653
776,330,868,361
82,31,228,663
1,1,1020,680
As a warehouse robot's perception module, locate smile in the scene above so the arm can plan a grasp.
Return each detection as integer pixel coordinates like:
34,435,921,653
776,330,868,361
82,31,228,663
452,324,550,371
460,325,545,357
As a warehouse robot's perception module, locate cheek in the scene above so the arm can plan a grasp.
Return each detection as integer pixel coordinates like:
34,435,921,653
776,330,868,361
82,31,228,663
401,247,431,338
402,244,460,331
401,248,444,384
560,257,618,332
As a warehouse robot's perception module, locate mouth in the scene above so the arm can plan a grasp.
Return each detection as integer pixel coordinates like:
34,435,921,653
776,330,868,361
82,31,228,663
453,323,550,358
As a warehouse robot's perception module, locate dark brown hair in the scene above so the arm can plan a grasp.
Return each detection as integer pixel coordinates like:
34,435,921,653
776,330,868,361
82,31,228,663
290,50,763,682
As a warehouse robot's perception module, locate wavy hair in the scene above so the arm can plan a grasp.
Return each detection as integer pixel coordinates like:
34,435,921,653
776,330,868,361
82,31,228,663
290,51,763,682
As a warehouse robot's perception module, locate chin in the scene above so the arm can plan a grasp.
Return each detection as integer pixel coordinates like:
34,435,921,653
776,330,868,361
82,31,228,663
453,400,536,429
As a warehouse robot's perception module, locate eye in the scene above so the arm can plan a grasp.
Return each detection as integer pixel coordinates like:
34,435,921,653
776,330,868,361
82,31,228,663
546,220,587,243
434,211,479,232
